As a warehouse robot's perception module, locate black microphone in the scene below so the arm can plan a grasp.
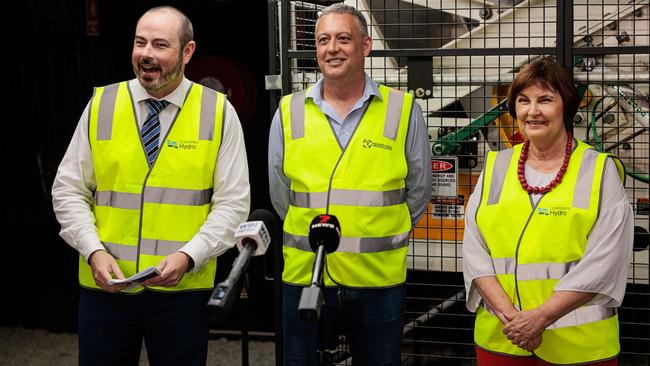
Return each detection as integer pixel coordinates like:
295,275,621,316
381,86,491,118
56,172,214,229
298,214,341,322
207,209,276,321
308,214,341,254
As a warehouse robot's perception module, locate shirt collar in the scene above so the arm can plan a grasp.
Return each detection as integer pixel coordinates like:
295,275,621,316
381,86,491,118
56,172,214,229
129,77,191,109
306,73,382,104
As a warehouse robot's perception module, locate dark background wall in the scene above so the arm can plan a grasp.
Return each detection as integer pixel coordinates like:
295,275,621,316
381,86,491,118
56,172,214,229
6,0,276,334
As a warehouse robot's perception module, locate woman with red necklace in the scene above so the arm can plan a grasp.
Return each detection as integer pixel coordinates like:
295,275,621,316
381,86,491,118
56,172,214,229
462,58,634,365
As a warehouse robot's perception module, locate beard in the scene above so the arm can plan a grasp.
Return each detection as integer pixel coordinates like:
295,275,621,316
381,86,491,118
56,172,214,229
133,52,184,94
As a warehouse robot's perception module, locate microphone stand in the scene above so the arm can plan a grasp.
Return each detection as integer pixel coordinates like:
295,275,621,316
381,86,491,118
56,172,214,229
298,245,326,322
207,244,254,366
317,262,327,366
300,214,340,365
298,245,328,365
240,273,249,366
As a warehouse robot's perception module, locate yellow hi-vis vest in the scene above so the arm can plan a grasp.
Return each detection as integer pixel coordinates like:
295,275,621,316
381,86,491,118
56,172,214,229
475,139,624,364
280,85,413,288
83,81,225,293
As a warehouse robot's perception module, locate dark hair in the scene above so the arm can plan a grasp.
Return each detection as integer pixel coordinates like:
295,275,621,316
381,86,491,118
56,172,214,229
316,4,369,38
141,6,194,49
507,58,579,133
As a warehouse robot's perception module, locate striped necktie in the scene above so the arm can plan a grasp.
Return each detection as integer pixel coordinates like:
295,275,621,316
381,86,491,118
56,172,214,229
142,99,169,166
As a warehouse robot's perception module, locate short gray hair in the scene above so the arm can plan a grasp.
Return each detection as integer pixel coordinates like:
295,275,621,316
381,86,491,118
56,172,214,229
316,4,369,38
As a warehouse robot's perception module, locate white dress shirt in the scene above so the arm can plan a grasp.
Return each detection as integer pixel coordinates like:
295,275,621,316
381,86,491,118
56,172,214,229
52,77,250,271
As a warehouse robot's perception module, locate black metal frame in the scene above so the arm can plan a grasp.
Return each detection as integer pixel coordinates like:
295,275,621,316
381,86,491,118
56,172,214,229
277,1,649,94
269,1,650,364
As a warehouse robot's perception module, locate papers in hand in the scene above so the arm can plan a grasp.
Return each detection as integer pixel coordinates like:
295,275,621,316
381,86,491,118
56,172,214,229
108,266,161,286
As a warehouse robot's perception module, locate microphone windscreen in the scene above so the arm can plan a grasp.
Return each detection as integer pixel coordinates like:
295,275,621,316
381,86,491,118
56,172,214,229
234,209,279,256
248,209,277,230
249,209,280,246
308,214,341,253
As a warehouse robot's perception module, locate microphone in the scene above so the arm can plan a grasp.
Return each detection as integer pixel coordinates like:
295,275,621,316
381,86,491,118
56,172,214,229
298,214,341,322
207,209,276,321
308,214,341,255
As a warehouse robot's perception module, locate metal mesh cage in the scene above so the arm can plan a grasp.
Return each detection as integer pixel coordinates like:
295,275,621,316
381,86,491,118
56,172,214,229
269,1,650,364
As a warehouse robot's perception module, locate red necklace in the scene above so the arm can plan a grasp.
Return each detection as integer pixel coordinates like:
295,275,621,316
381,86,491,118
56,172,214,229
518,132,573,194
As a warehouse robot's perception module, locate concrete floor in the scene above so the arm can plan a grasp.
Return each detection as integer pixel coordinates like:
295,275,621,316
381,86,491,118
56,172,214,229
0,327,275,366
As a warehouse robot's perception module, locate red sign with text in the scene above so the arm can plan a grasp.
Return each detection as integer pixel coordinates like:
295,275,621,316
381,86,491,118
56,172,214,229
432,160,453,172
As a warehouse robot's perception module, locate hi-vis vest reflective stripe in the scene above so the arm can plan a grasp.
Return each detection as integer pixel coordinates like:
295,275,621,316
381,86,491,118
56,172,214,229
280,85,412,287
83,81,225,293
475,140,624,364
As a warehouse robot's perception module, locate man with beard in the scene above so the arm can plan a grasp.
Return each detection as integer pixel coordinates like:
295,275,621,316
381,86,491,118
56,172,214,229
52,6,250,365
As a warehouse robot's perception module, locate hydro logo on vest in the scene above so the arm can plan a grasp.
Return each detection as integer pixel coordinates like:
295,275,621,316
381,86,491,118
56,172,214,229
362,139,393,151
537,207,569,216
167,139,198,150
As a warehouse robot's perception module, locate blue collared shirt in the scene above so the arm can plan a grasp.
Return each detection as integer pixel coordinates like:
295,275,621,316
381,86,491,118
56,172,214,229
268,74,431,226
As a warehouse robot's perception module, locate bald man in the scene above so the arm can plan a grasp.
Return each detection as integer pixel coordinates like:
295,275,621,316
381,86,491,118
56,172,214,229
52,6,250,365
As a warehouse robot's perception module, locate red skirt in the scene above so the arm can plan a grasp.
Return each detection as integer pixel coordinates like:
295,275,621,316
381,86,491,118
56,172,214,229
476,345,618,366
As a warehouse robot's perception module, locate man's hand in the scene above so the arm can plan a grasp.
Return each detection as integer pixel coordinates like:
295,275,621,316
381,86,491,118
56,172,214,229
88,250,128,292
141,252,193,287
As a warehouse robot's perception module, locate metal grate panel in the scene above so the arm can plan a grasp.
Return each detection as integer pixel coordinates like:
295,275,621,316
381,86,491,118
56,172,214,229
270,1,650,364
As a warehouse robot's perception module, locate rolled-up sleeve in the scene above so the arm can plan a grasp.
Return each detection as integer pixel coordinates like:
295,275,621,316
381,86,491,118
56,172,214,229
554,158,634,307
462,171,497,312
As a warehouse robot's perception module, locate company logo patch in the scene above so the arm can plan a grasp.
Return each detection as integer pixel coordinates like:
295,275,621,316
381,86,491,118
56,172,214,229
362,139,392,151
538,207,569,216
167,139,198,150
549,208,569,216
